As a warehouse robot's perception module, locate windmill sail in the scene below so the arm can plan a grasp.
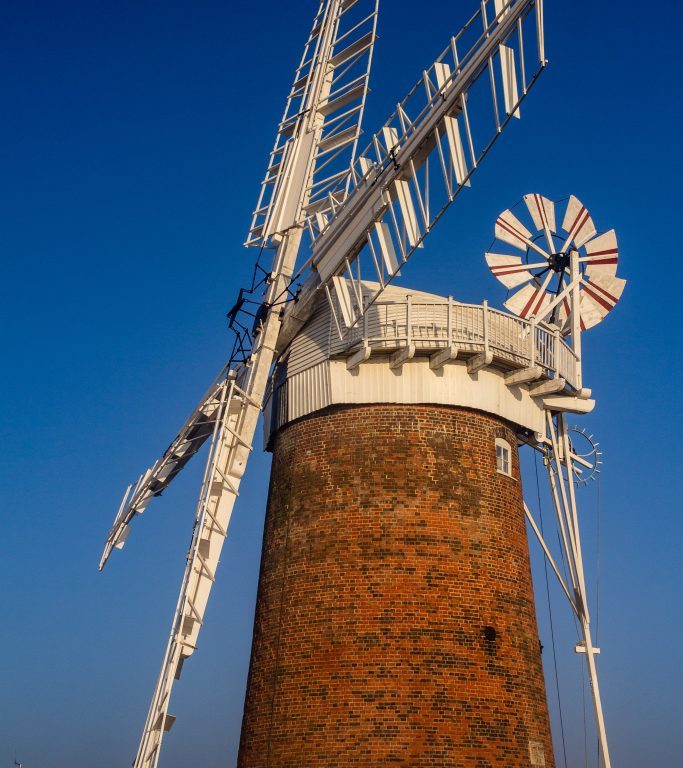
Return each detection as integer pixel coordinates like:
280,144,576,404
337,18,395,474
276,0,547,349
245,0,378,248
133,371,261,768
99,369,230,570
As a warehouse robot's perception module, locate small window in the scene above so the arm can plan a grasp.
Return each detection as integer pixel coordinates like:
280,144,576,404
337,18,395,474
495,438,511,476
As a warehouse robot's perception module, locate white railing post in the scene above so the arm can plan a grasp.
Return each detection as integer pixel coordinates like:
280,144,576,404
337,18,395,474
447,295,453,343
483,299,489,353
406,294,412,346
530,318,536,366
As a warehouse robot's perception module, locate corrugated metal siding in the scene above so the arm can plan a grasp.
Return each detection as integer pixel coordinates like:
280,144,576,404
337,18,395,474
326,359,545,434
266,357,545,443
287,363,332,421
270,361,332,437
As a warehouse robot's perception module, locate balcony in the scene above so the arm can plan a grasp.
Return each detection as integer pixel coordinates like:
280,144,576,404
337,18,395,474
329,295,580,390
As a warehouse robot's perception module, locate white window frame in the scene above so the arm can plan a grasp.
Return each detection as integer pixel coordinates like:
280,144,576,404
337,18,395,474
495,437,512,477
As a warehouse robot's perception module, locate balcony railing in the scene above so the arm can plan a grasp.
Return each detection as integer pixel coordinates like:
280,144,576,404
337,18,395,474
331,296,580,389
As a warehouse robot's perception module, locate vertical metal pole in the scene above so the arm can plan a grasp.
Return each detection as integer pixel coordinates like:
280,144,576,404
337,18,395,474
570,248,582,390
557,413,611,768
580,615,612,768
559,416,589,620
548,418,583,579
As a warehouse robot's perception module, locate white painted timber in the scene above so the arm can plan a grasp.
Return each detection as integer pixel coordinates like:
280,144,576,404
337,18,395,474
285,300,331,377
332,274,359,327
393,178,420,248
433,62,469,186
346,342,372,370
529,377,566,396
389,343,416,369
429,345,458,370
541,395,595,414
505,365,543,385
576,643,601,654
374,221,400,274
499,44,520,118
467,350,493,374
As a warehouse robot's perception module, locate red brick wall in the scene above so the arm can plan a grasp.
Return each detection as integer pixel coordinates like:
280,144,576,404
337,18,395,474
238,405,554,767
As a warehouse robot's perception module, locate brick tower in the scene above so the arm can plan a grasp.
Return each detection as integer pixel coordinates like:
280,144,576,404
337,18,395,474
238,285,555,767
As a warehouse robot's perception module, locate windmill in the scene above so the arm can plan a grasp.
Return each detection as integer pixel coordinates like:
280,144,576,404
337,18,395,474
99,1,621,766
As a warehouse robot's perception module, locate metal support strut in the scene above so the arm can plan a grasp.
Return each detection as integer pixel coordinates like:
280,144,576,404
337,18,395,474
528,411,611,768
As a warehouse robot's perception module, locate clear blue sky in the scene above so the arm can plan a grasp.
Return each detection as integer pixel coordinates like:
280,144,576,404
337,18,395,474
1,2,681,766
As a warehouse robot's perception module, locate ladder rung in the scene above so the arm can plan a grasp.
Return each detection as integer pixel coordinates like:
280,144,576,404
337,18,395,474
318,82,365,117
317,125,357,154
330,30,375,68
223,423,252,450
196,550,216,583
232,385,263,409
213,464,239,497
203,503,228,536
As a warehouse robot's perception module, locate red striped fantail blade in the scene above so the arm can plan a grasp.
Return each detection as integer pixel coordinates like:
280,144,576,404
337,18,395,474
583,229,619,277
580,274,626,330
562,194,597,249
485,252,535,289
504,280,553,320
495,208,533,252
523,193,556,235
